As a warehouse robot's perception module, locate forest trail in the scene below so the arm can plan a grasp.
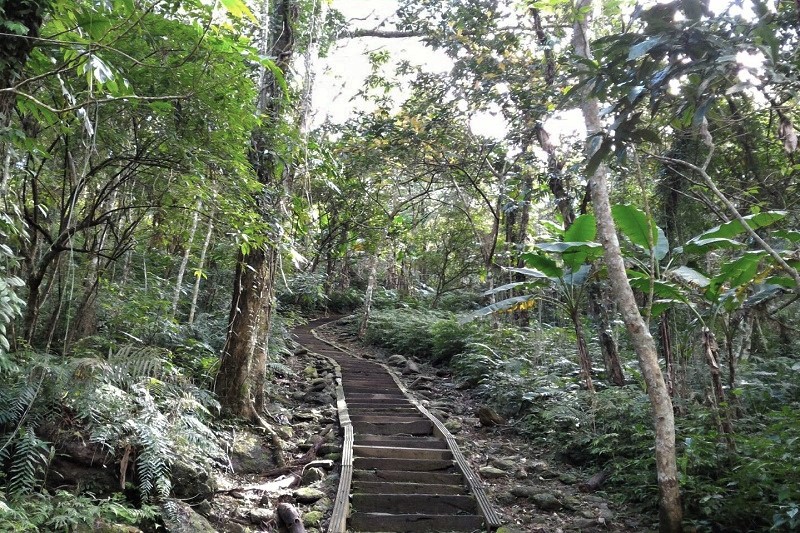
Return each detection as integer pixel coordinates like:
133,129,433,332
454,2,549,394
293,318,501,532
305,317,649,532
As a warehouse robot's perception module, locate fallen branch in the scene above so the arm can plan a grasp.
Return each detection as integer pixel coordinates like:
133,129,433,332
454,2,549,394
261,424,334,478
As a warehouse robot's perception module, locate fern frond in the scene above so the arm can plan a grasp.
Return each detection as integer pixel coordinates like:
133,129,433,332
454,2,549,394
6,427,51,496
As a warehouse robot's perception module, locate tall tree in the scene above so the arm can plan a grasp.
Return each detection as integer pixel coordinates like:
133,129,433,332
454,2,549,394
216,0,297,418
571,1,683,531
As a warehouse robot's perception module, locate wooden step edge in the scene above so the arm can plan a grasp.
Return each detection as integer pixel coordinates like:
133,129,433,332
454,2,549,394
305,346,351,533
383,371,503,530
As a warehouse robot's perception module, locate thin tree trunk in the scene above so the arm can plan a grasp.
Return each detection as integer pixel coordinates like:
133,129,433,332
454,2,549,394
702,328,735,448
172,200,201,319
588,282,625,386
571,307,595,393
659,311,676,397
188,214,214,326
572,3,683,530
359,252,379,338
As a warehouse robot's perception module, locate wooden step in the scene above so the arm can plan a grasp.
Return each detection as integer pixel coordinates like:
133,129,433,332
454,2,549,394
354,435,448,449
352,493,477,514
351,469,465,485
353,445,453,460
352,420,433,436
354,457,454,471
350,414,428,423
352,481,467,495
349,512,484,532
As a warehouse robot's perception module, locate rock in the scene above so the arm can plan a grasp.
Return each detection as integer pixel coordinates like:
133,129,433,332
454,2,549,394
387,354,407,366
571,518,599,530
515,468,529,480
303,365,318,378
403,360,420,374
82,522,144,533
496,527,527,533
495,493,517,505
309,378,327,391
319,443,339,455
170,458,219,503
302,467,325,484
489,457,515,471
303,510,324,527
162,500,216,533
249,508,274,524
293,487,325,504
476,405,505,426
429,409,448,422
479,466,506,479
294,410,320,422
532,492,563,512
410,376,436,389
511,485,538,498
312,496,333,512
294,346,309,355
444,418,463,433
562,495,582,511
230,431,274,474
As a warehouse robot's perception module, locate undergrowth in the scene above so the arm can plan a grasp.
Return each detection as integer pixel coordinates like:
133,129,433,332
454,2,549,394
0,343,223,529
366,306,800,531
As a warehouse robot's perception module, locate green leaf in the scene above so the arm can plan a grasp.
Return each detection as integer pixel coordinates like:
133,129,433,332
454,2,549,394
564,214,596,242
628,270,689,302
679,237,744,255
668,266,710,288
505,266,552,280
536,241,603,254
483,281,534,296
719,251,766,287
628,36,666,61
469,295,536,320
611,204,666,258
692,211,787,241
220,0,258,22
521,253,563,278
774,230,800,243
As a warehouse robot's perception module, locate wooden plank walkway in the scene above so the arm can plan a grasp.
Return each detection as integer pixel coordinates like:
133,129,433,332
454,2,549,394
293,318,502,533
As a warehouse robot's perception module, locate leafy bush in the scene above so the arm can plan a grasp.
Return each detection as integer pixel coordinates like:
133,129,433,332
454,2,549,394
0,490,157,532
363,308,444,358
0,345,222,505
277,272,328,314
326,288,363,313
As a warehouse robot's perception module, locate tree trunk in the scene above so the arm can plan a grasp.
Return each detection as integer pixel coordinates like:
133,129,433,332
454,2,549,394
588,282,625,386
359,252,379,338
572,2,683,531
217,0,296,418
171,200,201,319
659,311,676,398
217,248,268,417
702,328,735,447
188,214,214,326
571,306,595,393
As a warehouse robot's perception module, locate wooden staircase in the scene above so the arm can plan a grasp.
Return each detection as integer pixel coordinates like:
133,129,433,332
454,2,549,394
293,320,502,532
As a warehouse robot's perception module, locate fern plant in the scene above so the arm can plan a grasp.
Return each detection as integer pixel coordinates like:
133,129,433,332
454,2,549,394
0,342,223,505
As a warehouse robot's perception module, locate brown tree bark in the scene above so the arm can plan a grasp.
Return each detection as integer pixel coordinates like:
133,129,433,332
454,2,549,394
572,2,683,531
216,0,296,418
